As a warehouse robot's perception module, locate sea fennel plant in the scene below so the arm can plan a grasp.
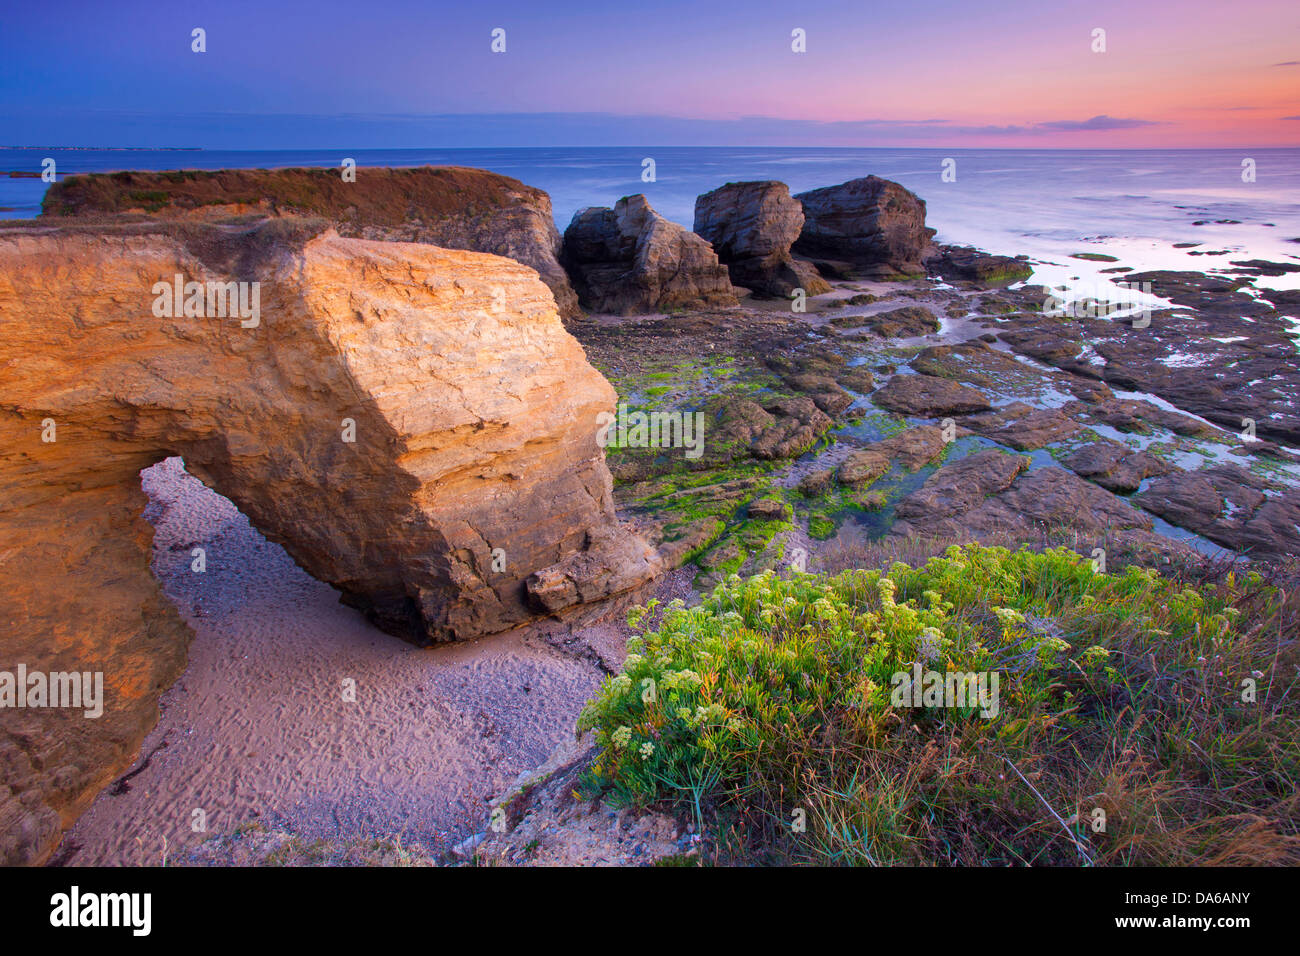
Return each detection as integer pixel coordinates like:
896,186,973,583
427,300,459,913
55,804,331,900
577,544,1297,865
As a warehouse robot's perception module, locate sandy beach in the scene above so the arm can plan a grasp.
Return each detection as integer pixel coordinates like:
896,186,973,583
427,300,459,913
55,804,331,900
53,457,659,866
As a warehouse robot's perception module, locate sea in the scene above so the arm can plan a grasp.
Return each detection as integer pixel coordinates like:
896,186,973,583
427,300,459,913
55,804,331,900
3,146,1299,293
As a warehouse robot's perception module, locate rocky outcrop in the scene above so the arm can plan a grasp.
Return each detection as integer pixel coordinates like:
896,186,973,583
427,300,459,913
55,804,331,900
909,341,1114,404
709,394,834,460
961,402,1082,450
889,451,1182,558
1134,465,1300,560
924,245,1033,286
837,424,959,485
1065,398,1218,439
793,176,934,279
766,349,871,406
0,218,658,865
41,165,581,318
890,450,1030,531
996,271,1300,445
871,374,993,417
562,195,739,314
1063,438,1172,493
830,305,939,337
693,181,829,297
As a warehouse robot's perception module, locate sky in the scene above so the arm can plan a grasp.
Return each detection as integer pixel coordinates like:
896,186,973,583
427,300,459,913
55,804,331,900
1,0,1297,148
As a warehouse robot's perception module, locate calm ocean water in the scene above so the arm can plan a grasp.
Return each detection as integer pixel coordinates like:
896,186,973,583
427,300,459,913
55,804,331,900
4,146,1298,291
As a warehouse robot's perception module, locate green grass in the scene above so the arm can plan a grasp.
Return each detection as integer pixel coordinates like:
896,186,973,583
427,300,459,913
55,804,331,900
577,544,1300,866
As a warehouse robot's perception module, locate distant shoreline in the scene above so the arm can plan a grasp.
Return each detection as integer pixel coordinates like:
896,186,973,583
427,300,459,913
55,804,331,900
4,145,1300,153
1,146,203,151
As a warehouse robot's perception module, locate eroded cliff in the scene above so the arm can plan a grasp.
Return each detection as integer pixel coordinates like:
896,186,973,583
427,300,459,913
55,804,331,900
41,165,581,318
0,218,657,864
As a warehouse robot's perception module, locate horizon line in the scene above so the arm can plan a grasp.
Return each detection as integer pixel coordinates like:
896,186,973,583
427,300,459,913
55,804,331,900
8,144,1300,152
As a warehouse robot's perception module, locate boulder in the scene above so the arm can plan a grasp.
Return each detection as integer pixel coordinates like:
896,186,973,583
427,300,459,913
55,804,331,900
701,392,835,463
693,181,829,297
836,365,877,393
42,165,581,318
798,469,835,496
883,424,959,470
838,450,892,487
794,176,934,279
765,349,862,410
562,195,739,314
782,374,854,416
0,218,659,865
866,306,939,337
525,525,660,614
751,396,834,459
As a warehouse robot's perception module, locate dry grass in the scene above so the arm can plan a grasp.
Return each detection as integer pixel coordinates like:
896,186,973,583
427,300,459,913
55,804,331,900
39,165,541,223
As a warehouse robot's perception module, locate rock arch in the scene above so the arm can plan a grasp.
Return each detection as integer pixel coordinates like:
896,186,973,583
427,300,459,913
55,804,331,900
0,219,657,864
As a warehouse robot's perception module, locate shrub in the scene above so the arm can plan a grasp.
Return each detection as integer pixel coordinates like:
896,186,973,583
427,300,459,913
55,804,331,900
578,544,1299,865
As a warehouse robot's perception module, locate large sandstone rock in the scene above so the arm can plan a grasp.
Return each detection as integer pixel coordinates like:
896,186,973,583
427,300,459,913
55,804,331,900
0,218,658,864
794,176,934,279
693,181,829,297
41,165,581,318
562,195,739,314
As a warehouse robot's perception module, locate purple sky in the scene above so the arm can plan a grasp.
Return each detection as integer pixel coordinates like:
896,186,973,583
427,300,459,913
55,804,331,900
2,0,1297,147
